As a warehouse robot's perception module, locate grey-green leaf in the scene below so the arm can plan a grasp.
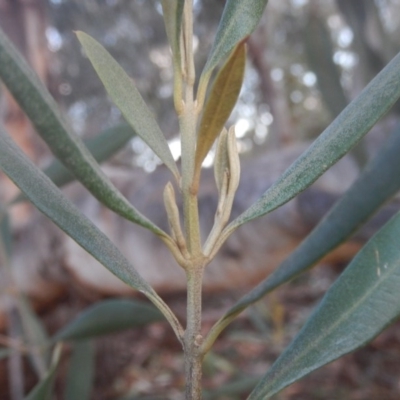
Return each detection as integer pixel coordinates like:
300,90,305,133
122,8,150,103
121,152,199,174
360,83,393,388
161,0,185,69
54,299,163,342
201,0,268,79
25,344,62,400
227,49,400,232
0,26,164,236
64,341,95,400
40,124,137,190
18,296,50,378
76,31,179,181
220,121,400,327
202,120,400,356
0,128,183,340
0,127,155,298
11,124,137,204
248,210,400,399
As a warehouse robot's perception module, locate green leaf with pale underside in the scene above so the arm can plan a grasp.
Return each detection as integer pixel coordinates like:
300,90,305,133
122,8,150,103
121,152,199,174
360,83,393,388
248,210,400,399
76,31,179,181
0,26,164,236
194,42,246,182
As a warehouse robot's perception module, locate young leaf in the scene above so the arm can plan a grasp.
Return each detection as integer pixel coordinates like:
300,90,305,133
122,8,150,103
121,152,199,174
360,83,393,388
0,27,164,236
161,0,185,69
54,299,163,342
248,210,400,399
76,31,179,181
202,121,400,353
201,0,268,79
225,49,400,233
25,344,62,400
0,128,183,341
194,42,246,184
64,341,95,400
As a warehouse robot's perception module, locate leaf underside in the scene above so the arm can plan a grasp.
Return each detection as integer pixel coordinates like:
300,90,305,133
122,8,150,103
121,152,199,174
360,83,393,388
195,42,246,175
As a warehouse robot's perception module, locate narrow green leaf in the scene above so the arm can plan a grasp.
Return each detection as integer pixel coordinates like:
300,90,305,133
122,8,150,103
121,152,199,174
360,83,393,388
11,124,137,204
64,341,94,400
248,211,400,399
203,121,400,353
25,344,62,400
76,31,179,180
161,0,185,68
227,49,400,232
194,42,246,180
54,299,163,342
41,124,137,190
0,128,183,341
18,296,50,379
0,127,155,297
200,0,268,79
0,27,164,236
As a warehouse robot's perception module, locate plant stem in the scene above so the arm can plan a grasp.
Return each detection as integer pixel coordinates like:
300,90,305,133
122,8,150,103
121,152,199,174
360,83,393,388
179,0,201,255
184,262,205,400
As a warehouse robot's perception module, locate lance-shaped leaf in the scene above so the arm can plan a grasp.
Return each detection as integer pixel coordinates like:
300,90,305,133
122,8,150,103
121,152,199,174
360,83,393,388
248,210,400,399
0,129,183,341
25,344,62,400
225,50,400,234
161,0,185,69
194,42,245,185
18,296,50,379
54,299,163,342
202,121,400,352
64,341,94,400
43,124,137,189
11,124,137,204
0,27,164,236
76,31,179,181
200,0,268,80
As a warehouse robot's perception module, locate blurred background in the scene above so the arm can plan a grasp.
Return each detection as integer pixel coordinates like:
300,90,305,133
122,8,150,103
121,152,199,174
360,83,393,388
1,0,400,399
